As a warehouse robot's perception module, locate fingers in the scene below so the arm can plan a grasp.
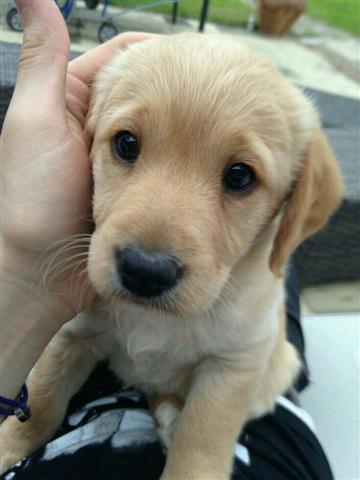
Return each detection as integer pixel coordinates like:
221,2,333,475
13,0,70,112
68,32,159,85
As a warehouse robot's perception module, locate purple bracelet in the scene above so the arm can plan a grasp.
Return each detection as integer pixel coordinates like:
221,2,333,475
0,385,31,422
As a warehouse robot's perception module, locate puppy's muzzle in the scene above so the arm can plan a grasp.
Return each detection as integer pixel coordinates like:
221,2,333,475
116,247,183,298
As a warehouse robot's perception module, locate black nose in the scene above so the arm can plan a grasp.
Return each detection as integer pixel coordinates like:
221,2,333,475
116,248,182,298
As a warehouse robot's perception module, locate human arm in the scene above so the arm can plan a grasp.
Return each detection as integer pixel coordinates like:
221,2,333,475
0,0,155,423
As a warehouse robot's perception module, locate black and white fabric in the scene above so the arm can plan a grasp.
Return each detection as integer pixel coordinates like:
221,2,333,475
1,366,333,480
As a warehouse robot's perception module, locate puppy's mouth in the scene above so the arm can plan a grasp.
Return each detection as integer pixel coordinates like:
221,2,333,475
114,287,176,314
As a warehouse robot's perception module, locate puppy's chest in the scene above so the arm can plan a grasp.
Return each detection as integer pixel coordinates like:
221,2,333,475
106,310,201,395
108,346,194,395
96,294,276,394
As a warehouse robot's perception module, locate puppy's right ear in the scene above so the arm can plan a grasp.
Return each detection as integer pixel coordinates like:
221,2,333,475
84,68,114,152
84,38,155,150
269,129,344,276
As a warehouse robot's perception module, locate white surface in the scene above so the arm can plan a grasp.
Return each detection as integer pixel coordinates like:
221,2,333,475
301,314,360,480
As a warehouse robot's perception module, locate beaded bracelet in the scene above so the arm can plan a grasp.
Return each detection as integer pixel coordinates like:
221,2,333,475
0,385,31,422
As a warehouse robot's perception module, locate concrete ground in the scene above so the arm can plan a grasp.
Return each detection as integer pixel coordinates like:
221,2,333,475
301,313,359,480
1,2,359,478
1,1,359,99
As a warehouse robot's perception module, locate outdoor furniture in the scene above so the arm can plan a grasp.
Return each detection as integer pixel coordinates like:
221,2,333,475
257,0,307,36
4,0,213,39
5,0,76,31
199,0,210,32
5,0,179,43
293,89,360,286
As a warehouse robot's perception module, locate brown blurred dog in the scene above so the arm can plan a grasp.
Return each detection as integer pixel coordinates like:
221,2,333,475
0,34,343,479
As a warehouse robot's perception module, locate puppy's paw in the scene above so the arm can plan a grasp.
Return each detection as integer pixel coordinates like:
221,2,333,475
0,419,28,475
160,470,228,480
0,415,43,476
154,400,180,450
0,453,24,477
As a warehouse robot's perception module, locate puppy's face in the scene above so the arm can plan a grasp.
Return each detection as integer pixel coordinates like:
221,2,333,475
86,34,342,316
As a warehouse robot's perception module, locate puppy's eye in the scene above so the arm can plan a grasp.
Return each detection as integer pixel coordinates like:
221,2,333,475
223,163,256,193
113,131,140,164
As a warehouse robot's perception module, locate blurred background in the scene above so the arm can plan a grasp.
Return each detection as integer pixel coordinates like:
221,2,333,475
0,1,359,478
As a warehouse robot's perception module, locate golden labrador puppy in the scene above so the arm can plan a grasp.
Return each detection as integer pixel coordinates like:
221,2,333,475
0,33,343,479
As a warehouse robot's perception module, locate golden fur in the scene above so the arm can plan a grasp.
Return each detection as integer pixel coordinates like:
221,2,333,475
0,33,343,479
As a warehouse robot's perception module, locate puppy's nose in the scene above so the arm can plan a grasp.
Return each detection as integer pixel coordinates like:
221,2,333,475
116,248,182,298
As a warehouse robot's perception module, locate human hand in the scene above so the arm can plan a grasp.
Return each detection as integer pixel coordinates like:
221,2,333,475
1,0,155,315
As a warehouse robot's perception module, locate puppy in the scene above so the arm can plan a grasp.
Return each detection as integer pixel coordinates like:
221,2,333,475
0,33,343,479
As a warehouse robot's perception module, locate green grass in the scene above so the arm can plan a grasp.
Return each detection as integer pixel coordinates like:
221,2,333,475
110,0,360,36
308,0,359,36
110,0,253,27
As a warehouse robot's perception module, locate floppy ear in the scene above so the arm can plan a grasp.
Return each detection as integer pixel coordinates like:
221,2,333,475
84,44,134,149
84,72,112,150
269,129,344,276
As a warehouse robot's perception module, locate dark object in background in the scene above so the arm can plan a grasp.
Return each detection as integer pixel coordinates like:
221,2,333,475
0,86,14,132
257,0,308,36
98,22,118,43
6,7,23,32
85,0,100,8
293,88,360,286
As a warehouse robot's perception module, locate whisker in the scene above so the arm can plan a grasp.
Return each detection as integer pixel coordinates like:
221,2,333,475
76,266,92,313
33,234,92,298
42,252,89,293
38,240,90,279
46,252,89,280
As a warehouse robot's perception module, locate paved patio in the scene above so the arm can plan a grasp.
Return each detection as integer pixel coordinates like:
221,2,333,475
1,1,359,97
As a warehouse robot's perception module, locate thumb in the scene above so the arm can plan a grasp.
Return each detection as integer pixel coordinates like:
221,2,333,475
13,0,70,112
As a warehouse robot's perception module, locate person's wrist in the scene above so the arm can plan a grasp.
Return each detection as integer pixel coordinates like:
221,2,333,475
0,239,76,416
1,236,77,324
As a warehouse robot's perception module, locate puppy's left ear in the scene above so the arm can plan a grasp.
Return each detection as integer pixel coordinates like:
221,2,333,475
269,129,344,276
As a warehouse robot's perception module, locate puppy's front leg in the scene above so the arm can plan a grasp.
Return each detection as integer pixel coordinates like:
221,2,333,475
161,358,263,480
0,326,99,475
